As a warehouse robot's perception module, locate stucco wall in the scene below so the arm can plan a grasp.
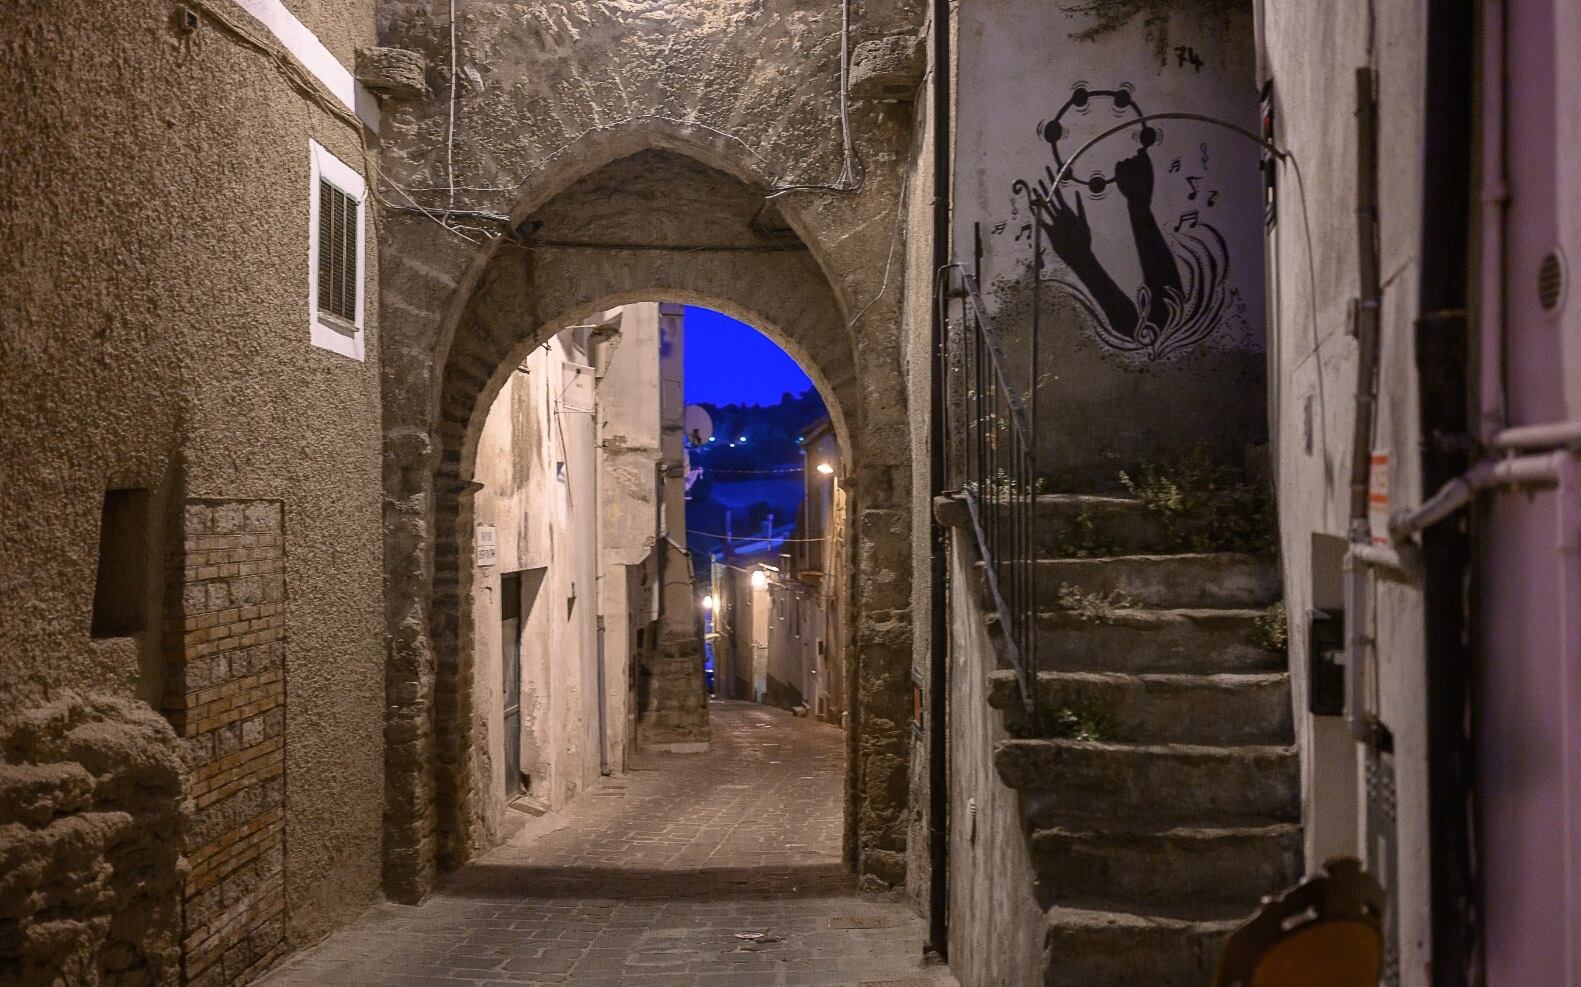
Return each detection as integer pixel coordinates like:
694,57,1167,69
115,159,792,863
470,327,613,834
2,0,386,967
954,3,1266,490
900,0,941,914
1259,0,1432,980
596,304,664,773
944,533,1047,987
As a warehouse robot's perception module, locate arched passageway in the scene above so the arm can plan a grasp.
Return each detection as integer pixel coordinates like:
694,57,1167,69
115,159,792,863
379,142,915,903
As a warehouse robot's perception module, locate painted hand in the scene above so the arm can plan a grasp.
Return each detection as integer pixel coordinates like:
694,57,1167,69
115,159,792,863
1042,186,1093,262
1114,148,1154,204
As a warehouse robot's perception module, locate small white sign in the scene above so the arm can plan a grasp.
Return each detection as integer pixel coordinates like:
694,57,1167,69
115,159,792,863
476,526,497,567
1368,450,1391,545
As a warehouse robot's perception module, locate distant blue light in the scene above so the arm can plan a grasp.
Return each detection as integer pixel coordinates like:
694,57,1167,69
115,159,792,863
683,305,814,406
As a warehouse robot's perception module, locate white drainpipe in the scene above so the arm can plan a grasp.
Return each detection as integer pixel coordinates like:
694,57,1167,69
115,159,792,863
1344,427,1581,741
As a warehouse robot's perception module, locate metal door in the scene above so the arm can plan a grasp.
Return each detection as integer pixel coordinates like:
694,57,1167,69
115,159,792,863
501,571,522,797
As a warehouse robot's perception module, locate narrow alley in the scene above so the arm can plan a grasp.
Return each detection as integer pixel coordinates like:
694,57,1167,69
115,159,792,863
7,1,1581,986
260,704,953,987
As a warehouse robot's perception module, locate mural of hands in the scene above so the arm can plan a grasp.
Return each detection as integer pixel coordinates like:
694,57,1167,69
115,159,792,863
1114,148,1155,205
1043,185,1094,262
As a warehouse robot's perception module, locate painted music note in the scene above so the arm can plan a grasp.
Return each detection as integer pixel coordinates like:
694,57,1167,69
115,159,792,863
1206,190,1219,207
1186,176,1202,200
992,222,1008,235
1173,211,1200,232
1169,158,1182,173
1200,142,1209,168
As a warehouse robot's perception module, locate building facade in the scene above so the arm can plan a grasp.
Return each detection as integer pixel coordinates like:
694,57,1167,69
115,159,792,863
5,1,1580,985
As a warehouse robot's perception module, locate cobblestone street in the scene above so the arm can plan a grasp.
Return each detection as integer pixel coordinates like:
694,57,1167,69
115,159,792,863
261,703,954,987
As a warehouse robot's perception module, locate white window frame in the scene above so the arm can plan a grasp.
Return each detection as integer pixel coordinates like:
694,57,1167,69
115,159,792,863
308,139,367,361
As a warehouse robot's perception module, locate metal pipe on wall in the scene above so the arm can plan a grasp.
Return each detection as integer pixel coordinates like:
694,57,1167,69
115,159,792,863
1341,67,1383,742
1414,0,1478,977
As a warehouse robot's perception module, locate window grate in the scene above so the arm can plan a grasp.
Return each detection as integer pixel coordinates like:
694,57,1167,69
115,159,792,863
317,179,358,322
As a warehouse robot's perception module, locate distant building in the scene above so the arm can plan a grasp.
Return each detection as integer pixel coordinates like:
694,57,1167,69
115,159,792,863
709,417,847,724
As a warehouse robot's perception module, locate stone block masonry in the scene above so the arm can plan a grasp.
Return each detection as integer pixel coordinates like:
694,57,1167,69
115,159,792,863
636,637,711,751
0,692,186,987
164,498,289,987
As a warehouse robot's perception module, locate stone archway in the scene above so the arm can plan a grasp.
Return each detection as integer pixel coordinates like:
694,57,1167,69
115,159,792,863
380,143,916,902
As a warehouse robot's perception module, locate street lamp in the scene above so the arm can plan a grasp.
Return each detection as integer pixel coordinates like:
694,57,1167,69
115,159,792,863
750,569,768,590
815,462,835,476
701,594,715,611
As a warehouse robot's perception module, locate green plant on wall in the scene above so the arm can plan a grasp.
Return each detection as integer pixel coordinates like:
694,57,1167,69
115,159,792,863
1118,447,1277,554
1255,600,1288,653
1056,583,1136,623
1011,699,1123,742
1055,511,1122,558
1062,0,1245,59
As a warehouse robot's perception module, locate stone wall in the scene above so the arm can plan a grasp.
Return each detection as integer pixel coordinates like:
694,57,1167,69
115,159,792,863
1260,0,1436,978
0,692,185,987
374,0,929,888
164,498,290,986
2,0,387,964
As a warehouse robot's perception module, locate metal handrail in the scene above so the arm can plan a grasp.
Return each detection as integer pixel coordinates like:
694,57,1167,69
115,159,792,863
939,222,1044,712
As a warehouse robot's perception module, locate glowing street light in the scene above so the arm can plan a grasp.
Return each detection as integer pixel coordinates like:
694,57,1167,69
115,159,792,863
815,462,835,476
750,569,768,590
701,594,715,611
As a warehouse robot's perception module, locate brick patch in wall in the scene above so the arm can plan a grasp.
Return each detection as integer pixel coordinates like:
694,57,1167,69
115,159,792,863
164,498,288,987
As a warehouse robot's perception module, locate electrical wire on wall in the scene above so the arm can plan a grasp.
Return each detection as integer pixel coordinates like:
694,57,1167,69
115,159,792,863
447,0,460,211
385,0,868,243
766,0,864,198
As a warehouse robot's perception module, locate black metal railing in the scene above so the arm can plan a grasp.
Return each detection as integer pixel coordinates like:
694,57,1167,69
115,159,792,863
940,222,1044,712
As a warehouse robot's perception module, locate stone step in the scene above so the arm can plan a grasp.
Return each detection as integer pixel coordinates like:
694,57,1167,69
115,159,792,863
1042,906,1237,987
1031,823,1302,921
982,494,1173,555
1030,607,1281,675
994,738,1299,828
988,670,1293,746
1033,553,1281,610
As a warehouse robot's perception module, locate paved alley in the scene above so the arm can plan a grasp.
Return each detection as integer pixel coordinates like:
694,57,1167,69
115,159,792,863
261,702,954,987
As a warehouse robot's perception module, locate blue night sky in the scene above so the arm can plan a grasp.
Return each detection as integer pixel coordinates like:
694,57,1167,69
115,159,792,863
683,306,813,406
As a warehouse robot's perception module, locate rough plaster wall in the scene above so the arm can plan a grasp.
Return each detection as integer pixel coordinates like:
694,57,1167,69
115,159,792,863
471,331,608,830
0,692,185,987
597,304,664,771
954,4,1267,490
900,14,939,913
944,541,1046,987
2,0,385,958
469,370,523,843
375,0,927,891
1261,0,1432,980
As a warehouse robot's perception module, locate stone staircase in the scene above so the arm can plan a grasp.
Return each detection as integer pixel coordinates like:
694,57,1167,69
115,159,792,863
970,494,1299,987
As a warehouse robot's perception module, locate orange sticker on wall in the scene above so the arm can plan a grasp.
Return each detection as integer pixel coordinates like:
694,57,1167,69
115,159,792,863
1368,451,1390,545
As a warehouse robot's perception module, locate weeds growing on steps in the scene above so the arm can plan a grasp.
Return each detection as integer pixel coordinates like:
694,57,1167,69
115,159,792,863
1255,600,1289,654
1054,511,1121,558
963,468,1048,502
1118,447,1278,555
1056,583,1136,623
1010,699,1123,742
